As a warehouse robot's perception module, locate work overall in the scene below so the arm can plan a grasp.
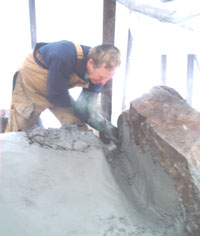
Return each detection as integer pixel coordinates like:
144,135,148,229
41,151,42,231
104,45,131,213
5,44,90,132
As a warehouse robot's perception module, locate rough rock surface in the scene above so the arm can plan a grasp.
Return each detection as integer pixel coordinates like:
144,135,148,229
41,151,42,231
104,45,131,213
117,85,200,236
26,123,103,151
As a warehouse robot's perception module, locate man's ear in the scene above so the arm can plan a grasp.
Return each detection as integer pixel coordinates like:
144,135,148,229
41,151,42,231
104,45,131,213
87,58,93,68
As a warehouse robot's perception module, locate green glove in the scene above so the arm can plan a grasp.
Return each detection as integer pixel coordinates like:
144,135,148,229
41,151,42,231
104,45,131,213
73,90,98,125
73,89,119,144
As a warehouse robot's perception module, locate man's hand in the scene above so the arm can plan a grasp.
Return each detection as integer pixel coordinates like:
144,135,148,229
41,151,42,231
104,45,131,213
99,124,119,145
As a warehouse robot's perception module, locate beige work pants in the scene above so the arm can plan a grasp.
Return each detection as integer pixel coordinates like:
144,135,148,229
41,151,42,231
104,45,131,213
5,52,86,132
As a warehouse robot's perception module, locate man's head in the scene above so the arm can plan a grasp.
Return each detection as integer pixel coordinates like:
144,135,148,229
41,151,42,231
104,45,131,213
87,44,121,85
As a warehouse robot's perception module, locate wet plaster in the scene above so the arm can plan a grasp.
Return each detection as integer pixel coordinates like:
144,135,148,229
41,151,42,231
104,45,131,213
0,124,189,235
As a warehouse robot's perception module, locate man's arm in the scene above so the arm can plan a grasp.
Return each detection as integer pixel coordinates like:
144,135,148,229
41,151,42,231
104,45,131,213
47,59,73,107
38,41,77,107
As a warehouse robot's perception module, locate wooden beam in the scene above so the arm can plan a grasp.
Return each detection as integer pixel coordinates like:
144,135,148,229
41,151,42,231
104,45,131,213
29,0,37,49
187,54,195,105
103,0,116,44
101,0,116,121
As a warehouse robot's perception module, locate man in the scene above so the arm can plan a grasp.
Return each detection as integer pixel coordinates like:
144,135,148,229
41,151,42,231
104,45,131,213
5,40,121,144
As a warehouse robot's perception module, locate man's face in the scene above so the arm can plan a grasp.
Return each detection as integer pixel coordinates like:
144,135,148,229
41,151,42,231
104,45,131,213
87,59,116,85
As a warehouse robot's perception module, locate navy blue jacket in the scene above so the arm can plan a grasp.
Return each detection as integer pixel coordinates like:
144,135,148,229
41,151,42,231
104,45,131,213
33,40,103,107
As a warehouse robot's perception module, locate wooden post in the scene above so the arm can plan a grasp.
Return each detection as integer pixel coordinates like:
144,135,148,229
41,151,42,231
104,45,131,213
102,0,116,120
161,55,167,85
187,54,195,105
29,0,37,49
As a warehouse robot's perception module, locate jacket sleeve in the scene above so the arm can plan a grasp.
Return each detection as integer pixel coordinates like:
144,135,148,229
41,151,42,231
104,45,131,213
44,42,77,107
47,57,74,107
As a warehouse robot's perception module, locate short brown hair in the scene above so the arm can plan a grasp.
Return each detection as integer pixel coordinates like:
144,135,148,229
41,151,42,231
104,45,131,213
88,44,121,70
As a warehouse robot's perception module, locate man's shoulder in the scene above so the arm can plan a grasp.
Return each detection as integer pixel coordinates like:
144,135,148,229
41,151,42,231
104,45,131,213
47,40,76,59
50,40,91,53
51,40,74,48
